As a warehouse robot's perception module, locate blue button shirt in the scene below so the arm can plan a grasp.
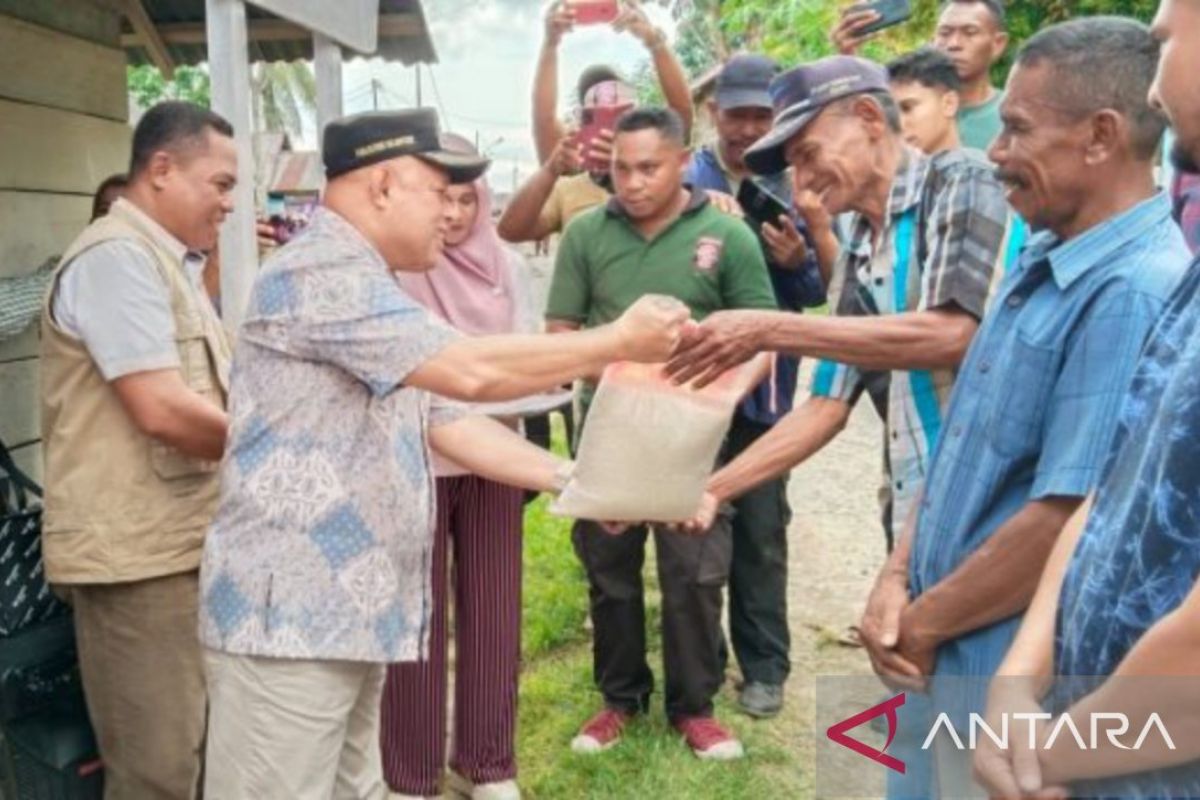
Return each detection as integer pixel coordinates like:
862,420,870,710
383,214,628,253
1052,254,1200,799
910,192,1190,682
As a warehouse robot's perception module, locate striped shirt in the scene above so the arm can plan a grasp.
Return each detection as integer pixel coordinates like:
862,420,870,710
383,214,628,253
811,148,1025,528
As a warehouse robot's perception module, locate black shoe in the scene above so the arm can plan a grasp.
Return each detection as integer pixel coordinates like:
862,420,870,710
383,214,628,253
737,682,784,718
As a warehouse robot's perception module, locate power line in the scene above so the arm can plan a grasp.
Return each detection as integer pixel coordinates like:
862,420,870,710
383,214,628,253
427,65,450,122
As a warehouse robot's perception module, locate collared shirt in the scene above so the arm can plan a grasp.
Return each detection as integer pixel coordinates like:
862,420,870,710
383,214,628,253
811,148,1024,527
910,193,1190,681
1050,252,1200,800
200,207,463,663
52,198,210,380
685,144,827,425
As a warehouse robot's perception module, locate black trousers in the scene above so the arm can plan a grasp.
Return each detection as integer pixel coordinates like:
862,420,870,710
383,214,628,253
723,413,793,686
572,512,733,721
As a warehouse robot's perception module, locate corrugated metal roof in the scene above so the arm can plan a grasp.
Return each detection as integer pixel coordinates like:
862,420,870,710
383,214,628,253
123,0,436,67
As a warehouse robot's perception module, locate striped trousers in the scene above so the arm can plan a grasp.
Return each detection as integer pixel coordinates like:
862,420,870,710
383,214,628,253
380,475,524,796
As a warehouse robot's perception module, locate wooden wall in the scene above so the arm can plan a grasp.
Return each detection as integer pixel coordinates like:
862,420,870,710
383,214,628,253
0,2,130,480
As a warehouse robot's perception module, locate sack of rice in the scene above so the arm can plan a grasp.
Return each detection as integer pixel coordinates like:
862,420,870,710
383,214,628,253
552,354,770,522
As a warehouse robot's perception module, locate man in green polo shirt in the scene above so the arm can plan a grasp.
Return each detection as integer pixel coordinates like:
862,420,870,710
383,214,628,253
545,107,777,761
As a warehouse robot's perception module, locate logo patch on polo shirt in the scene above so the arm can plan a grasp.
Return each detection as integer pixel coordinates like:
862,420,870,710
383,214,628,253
693,236,724,272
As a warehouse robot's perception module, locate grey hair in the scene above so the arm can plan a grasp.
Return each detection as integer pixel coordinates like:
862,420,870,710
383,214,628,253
830,90,903,134
1017,16,1166,160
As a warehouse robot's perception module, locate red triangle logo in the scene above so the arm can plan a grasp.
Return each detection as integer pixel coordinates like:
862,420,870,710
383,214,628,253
825,692,907,773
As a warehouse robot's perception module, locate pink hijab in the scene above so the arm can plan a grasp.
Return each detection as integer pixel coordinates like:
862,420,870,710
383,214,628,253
397,146,516,336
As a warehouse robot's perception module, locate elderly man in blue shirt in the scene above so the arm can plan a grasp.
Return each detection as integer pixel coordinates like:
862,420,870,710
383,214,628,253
857,17,1192,796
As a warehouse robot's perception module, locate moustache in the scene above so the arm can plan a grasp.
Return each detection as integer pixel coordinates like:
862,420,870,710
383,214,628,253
994,169,1027,188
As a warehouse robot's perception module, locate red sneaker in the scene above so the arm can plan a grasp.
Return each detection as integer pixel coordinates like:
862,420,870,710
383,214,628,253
570,708,633,753
673,715,745,760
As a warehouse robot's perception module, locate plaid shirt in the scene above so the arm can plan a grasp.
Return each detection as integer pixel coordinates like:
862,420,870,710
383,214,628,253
811,148,1025,528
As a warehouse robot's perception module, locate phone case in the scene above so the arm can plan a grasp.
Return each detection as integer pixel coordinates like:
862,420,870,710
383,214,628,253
578,103,633,172
850,0,912,35
572,0,619,25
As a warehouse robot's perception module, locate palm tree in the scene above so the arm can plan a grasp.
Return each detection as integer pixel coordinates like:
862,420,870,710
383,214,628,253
251,62,317,139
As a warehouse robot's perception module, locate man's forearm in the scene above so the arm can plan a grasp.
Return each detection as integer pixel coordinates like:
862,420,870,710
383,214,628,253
754,308,978,370
532,41,563,163
1041,601,1200,786
157,394,228,461
409,327,621,402
906,497,1082,648
497,167,556,243
112,370,228,461
430,414,568,493
997,495,1094,683
652,43,694,141
708,396,850,503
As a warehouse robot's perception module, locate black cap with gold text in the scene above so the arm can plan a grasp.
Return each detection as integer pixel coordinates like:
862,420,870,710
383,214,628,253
322,108,490,182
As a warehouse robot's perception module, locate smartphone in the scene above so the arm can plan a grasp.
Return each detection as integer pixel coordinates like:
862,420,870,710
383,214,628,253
846,0,912,36
578,102,633,173
737,180,793,234
570,0,619,26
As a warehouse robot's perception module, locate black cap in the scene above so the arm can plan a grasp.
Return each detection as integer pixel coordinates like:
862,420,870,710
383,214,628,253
744,56,890,175
715,54,779,111
322,108,490,182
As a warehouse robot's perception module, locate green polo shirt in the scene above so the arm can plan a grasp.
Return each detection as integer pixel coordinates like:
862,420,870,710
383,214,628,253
546,187,778,330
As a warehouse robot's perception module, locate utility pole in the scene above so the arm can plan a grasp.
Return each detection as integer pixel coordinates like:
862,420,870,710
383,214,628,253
415,64,423,107
370,78,380,111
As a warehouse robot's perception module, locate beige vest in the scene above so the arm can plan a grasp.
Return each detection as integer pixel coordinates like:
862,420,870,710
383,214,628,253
39,201,232,584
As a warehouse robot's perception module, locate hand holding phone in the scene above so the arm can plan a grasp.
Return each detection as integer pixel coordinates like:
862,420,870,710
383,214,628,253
578,103,632,173
831,0,911,53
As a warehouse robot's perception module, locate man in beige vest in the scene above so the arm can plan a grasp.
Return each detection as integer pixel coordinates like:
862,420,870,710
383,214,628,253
40,101,235,799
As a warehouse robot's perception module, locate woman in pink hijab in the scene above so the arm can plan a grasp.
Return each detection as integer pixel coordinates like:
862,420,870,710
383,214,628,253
382,135,537,800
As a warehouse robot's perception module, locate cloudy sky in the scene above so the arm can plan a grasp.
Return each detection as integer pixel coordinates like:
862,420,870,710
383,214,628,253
339,0,677,191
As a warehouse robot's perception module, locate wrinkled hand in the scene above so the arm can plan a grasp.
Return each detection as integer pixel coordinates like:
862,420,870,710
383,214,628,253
546,128,584,177
705,190,745,219
583,128,615,171
830,6,881,55
663,310,766,388
612,0,661,47
858,569,925,691
793,188,834,235
895,603,938,678
545,1,575,45
762,215,810,269
612,294,691,362
973,680,1068,799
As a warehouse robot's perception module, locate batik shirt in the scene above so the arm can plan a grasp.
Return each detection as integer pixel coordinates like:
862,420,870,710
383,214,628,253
200,207,462,663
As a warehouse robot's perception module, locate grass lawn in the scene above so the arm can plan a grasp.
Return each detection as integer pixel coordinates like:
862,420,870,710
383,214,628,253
514,422,810,799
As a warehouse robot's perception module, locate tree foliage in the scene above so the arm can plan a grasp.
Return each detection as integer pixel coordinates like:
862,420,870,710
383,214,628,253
669,0,1159,82
127,61,318,140
127,64,212,109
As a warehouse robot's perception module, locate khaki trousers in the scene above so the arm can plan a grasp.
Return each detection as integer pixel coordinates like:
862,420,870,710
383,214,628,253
68,570,206,800
203,649,387,800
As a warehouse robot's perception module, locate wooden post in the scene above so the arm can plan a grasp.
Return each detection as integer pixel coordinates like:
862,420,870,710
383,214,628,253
313,32,343,143
206,0,258,333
